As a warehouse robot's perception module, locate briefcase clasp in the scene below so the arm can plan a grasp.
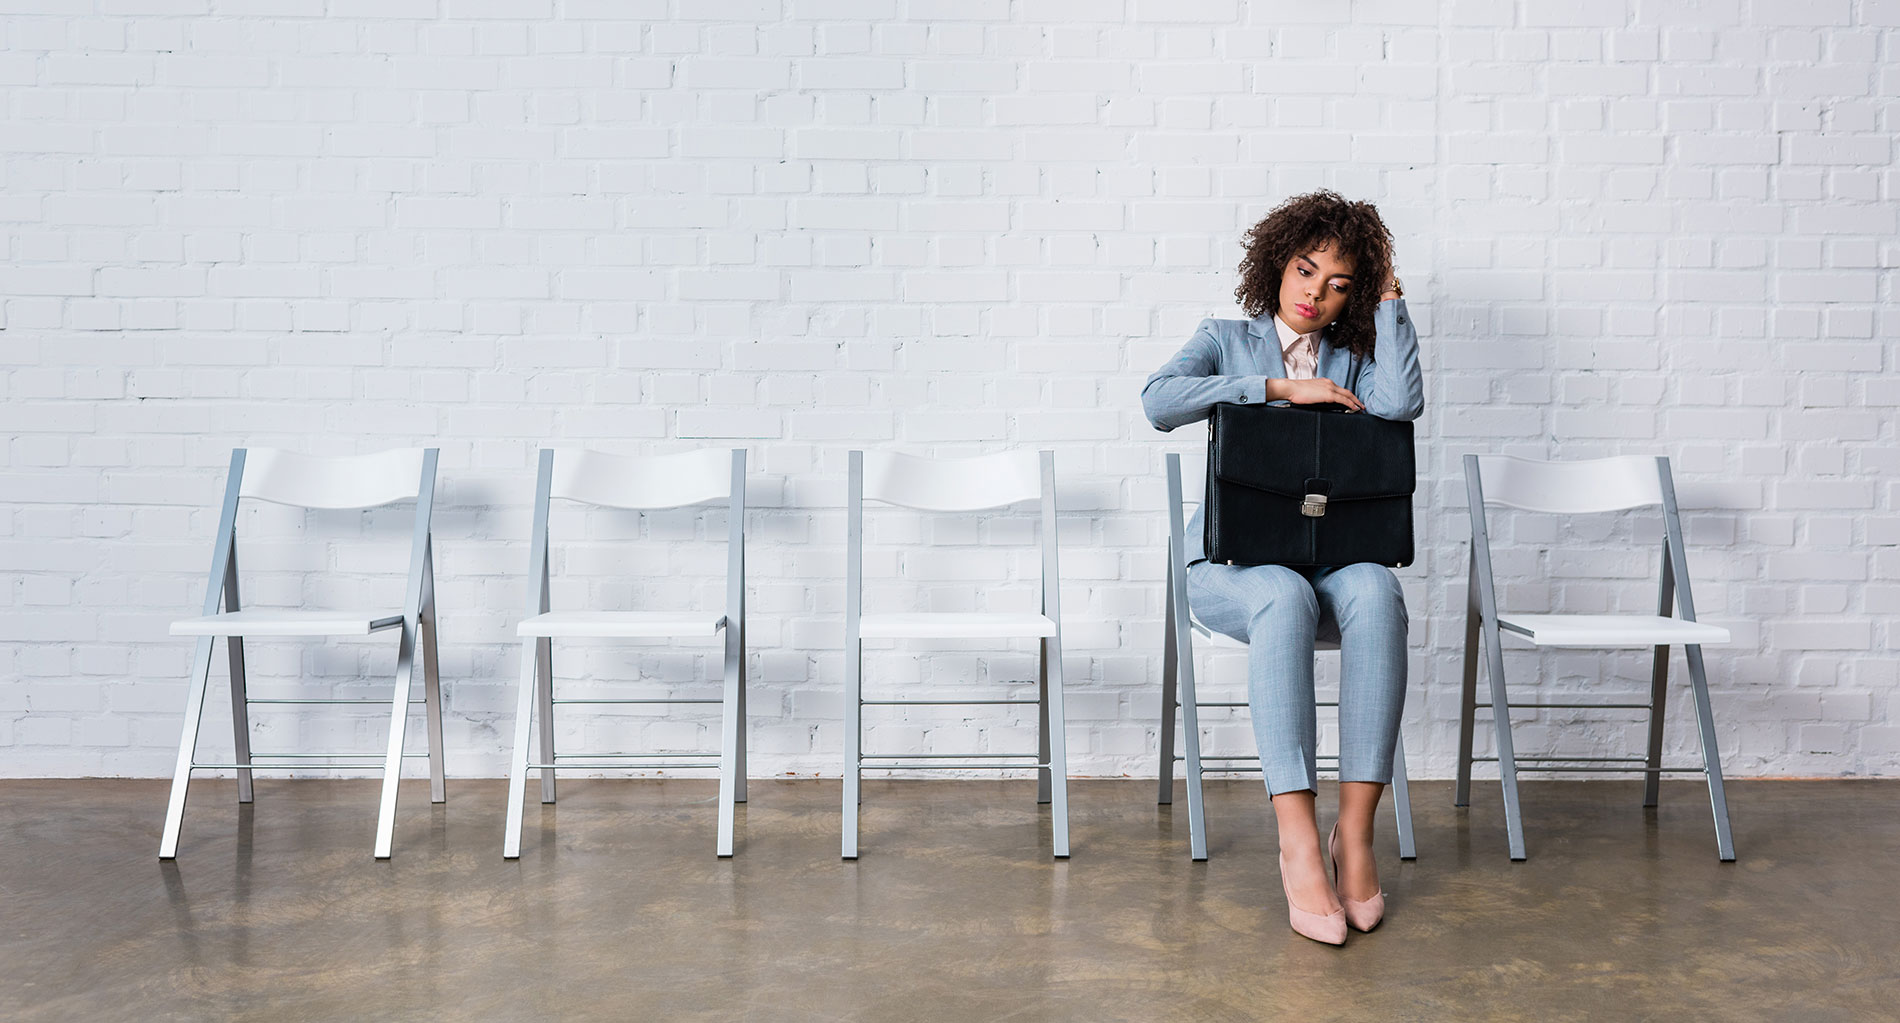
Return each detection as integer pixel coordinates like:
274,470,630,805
1301,493,1328,517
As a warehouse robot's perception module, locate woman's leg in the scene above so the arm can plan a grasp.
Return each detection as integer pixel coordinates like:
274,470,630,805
1188,562,1336,914
1312,563,1408,901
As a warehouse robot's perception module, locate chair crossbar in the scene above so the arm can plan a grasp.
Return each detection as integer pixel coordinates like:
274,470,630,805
1466,695,1649,703
861,751,1029,759
197,750,430,762
527,761,721,771
552,751,720,760
1175,754,1344,763
862,692,1041,699
1471,761,1707,774
550,698,722,705
245,698,428,706
1474,755,1651,763
859,761,1050,771
190,754,427,769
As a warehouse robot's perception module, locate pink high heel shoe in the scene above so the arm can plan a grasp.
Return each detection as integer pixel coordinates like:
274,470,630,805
1278,850,1348,946
1328,823,1386,933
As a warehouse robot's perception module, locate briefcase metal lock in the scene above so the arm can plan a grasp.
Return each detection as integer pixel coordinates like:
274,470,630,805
1301,477,1331,518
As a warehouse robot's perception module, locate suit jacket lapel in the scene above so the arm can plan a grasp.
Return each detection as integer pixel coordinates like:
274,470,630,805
1317,326,1355,390
1246,314,1285,378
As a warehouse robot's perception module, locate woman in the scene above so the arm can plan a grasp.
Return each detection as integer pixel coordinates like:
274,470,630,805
1142,190,1422,945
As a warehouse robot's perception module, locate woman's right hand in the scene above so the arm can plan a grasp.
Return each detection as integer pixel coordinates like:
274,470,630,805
1267,377,1364,411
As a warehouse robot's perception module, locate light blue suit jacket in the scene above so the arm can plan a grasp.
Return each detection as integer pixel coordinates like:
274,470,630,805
1141,300,1425,561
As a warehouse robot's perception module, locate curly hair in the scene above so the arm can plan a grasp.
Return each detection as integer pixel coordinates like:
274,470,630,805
1234,190,1394,360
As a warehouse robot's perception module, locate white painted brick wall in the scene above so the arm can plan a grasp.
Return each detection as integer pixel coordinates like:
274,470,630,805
3,2,1895,782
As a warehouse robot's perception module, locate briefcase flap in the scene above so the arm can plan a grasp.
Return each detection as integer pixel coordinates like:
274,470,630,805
1210,403,1415,501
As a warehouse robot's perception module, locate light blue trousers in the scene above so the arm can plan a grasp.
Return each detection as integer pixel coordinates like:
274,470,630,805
1186,561,1408,796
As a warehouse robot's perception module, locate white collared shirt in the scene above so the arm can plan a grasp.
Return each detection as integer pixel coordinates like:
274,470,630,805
1273,315,1321,380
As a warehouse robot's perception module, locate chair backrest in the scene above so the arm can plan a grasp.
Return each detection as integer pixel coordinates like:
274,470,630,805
549,447,736,510
238,448,431,509
1464,452,1704,624
525,447,746,620
861,449,1044,511
1468,454,1663,514
848,448,1059,620
1175,454,1208,511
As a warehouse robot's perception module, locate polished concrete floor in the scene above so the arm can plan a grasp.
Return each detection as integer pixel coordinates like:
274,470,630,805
2,778,1894,1022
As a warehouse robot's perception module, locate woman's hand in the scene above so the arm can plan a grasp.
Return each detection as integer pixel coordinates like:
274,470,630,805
1267,377,1364,411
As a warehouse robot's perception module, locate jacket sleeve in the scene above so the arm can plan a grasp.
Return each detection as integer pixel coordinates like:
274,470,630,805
1141,319,1268,432
1355,299,1424,422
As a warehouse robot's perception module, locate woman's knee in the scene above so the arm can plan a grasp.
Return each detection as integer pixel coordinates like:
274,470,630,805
1324,563,1408,628
1242,566,1319,631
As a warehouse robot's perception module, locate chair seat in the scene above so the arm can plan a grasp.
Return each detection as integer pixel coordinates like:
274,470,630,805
1188,617,1339,652
858,612,1056,639
517,610,727,639
171,609,406,637
1497,614,1729,647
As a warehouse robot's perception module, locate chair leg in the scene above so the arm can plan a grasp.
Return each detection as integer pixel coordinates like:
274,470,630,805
1044,635,1070,859
536,637,556,804
421,610,446,805
226,636,254,805
373,620,421,860
1684,645,1736,861
1158,564,1178,806
734,640,748,804
502,640,538,860
1179,637,1207,863
1456,600,1480,807
1391,733,1417,861
158,636,219,859
1037,639,1053,805
1481,624,1528,861
716,626,742,858
1644,644,1670,808
220,548,253,805
842,638,861,860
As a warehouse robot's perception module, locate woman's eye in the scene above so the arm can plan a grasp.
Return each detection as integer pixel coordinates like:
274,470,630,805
1330,282,1348,293
1297,266,1311,276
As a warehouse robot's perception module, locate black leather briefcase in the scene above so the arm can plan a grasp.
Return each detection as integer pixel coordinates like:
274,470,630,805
1204,402,1416,568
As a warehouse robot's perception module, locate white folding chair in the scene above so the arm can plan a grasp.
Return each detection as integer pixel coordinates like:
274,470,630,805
504,448,748,859
1157,452,1418,862
843,449,1069,860
160,447,443,860
1459,454,1735,861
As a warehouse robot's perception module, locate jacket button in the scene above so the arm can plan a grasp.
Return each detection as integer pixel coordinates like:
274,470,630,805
1398,316,1407,325
1237,394,1248,402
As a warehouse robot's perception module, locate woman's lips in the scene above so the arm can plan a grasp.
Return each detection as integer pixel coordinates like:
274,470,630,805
1295,303,1317,318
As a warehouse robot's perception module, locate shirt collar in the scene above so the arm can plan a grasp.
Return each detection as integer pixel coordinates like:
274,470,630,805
1272,315,1319,355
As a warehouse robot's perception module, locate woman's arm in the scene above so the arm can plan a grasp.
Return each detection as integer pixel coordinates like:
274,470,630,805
1140,319,1267,432
1355,299,1423,422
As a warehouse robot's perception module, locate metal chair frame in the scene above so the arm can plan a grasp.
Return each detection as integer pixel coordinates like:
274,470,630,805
1458,453,1736,862
1157,452,1418,862
159,447,443,860
503,447,749,859
843,449,1069,860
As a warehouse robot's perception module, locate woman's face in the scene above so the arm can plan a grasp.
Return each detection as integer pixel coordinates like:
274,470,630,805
1276,244,1356,335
